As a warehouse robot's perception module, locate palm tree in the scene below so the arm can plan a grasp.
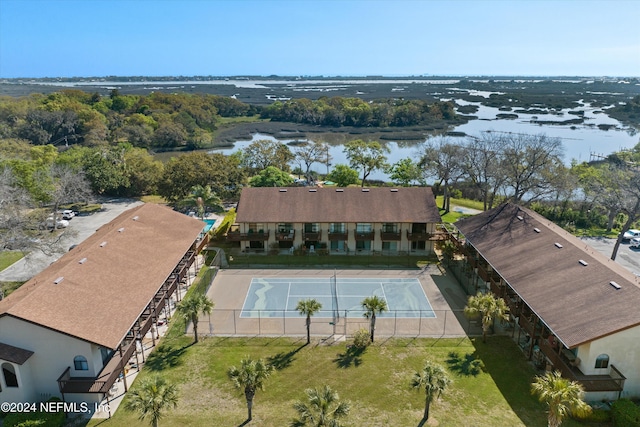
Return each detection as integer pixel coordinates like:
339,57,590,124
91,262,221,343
124,376,179,427
531,370,591,427
410,361,451,426
361,295,387,343
463,292,509,342
183,185,221,220
176,294,214,343
296,298,323,345
290,385,350,427
228,357,274,421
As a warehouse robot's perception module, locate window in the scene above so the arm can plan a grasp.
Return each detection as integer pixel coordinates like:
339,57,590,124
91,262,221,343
356,223,372,233
382,223,398,233
278,223,293,233
382,242,397,251
304,223,319,233
248,223,264,233
595,354,609,369
2,363,18,387
74,355,89,371
330,223,345,233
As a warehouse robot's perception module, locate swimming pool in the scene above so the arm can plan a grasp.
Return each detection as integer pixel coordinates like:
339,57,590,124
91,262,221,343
203,219,216,232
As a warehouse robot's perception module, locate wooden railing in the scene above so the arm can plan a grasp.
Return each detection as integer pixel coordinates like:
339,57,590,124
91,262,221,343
226,231,270,241
354,231,374,241
380,231,401,241
406,230,432,241
328,231,348,241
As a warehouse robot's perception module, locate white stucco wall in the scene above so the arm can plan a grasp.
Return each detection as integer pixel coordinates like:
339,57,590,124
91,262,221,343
0,316,105,402
576,324,640,399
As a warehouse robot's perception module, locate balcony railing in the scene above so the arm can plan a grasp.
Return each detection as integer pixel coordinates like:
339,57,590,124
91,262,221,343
276,230,295,241
303,230,321,241
380,231,401,241
406,230,432,241
354,231,374,241
226,231,270,241
538,339,625,392
328,231,348,241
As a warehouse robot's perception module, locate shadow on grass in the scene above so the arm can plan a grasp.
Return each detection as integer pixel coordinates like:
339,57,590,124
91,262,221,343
446,351,485,376
333,345,366,368
145,341,193,371
472,336,547,427
267,343,307,371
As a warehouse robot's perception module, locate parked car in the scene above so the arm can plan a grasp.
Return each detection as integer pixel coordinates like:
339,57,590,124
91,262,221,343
61,209,75,220
45,217,69,229
623,229,640,241
631,238,640,248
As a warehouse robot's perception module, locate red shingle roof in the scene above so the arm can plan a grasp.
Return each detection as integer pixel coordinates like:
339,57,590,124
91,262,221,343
455,203,640,348
0,204,204,350
236,187,441,224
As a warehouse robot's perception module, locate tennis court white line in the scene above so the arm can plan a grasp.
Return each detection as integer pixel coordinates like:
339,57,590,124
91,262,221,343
284,282,291,311
379,281,389,306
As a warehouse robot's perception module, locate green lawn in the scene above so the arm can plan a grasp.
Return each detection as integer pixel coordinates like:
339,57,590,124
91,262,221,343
82,335,608,427
0,251,23,271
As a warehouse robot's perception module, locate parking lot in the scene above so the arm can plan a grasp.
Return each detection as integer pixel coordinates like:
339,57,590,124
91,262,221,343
580,236,640,276
0,199,143,282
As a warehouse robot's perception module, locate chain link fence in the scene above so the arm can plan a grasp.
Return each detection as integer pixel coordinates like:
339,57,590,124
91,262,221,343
194,308,483,339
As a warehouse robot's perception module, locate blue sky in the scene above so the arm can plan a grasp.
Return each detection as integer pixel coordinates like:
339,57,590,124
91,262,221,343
1,0,639,78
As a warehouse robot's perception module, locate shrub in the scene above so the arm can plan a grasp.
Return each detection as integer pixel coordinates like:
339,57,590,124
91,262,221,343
574,407,611,423
611,398,640,427
352,328,371,348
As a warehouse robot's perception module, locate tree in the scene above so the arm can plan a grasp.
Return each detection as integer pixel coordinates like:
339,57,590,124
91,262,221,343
343,140,388,187
410,361,451,425
175,294,214,343
249,166,294,187
462,132,505,210
361,295,387,343
295,141,330,183
420,138,465,213
386,157,422,187
124,375,179,427
290,385,350,427
296,299,323,345
242,139,294,174
158,152,217,203
326,164,359,187
463,292,509,343
531,371,591,427
228,357,274,422
181,185,221,220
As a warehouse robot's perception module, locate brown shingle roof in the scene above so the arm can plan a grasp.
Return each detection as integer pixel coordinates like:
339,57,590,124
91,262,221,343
0,204,204,350
236,187,441,224
455,203,640,348
0,341,34,364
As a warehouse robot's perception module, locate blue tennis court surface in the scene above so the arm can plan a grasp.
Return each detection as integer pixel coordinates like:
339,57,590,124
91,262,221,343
240,277,435,318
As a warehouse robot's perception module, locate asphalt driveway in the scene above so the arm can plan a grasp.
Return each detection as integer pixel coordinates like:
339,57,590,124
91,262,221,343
580,236,640,276
0,199,143,282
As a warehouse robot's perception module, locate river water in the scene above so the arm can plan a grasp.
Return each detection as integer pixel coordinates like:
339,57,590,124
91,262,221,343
210,99,639,181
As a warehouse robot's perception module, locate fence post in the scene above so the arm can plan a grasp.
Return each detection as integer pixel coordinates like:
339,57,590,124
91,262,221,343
233,309,237,335
283,310,286,335
258,310,261,336
394,310,397,336
443,310,447,337
418,310,422,336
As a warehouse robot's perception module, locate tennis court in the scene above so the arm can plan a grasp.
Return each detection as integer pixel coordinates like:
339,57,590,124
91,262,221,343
240,276,435,318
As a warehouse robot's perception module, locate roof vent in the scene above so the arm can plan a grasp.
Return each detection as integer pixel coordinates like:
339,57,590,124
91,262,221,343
335,189,344,192
554,242,563,248
53,277,64,285
579,259,588,266
279,189,287,192
132,216,139,221
309,189,317,192
609,281,621,290
362,188,370,192
390,188,398,192
534,227,541,233
118,227,125,232
79,257,87,264
517,215,523,221
100,241,107,247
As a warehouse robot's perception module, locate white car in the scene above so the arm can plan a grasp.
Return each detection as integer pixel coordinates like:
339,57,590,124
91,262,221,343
623,229,640,240
61,209,75,220
631,238,640,248
45,217,69,229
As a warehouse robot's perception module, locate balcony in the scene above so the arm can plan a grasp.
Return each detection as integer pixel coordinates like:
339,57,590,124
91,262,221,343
380,231,401,241
328,231,348,241
226,231,270,242
354,231,374,241
276,230,295,241
538,339,625,393
303,230,321,241
406,230,432,241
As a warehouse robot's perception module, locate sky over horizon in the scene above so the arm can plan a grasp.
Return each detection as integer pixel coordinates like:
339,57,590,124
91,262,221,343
1,0,639,78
